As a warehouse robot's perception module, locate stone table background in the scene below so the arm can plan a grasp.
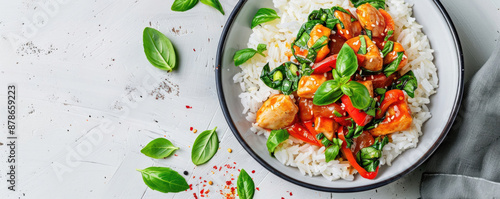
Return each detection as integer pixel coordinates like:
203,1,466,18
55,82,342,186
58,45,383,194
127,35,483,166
0,0,499,198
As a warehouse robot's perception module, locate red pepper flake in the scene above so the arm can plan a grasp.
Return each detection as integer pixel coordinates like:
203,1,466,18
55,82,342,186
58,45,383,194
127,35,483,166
193,48,196,52
200,189,204,195
199,177,202,179
205,189,210,194
189,184,193,190
252,170,255,174
174,154,178,156
219,167,222,171
233,162,236,164
204,180,207,183
231,178,234,181
213,166,218,170
193,176,196,179
256,187,260,191
238,169,240,172
186,105,193,109
190,127,194,131
193,193,198,199
290,192,293,196
226,180,232,186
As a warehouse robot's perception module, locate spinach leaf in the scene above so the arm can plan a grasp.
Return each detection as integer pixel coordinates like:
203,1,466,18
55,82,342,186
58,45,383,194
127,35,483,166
344,119,365,148
350,0,386,10
200,0,224,15
251,8,280,29
291,20,326,64
233,44,267,66
363,98,377,117
342,81,372,109
325,138,343,162
137,167,189,193
266,129,289,155
308,8,337,29
313,79,344,106
171,0,199,12
191,127,219,165
383,52,404,77
336,44,358,78
358,36,367,55
391,70,418,98
140,138,179,159
381,40,394,57
143,27,177,72
237,169,255,199
385,30,394,41
260,62,306,95
356,136,389,172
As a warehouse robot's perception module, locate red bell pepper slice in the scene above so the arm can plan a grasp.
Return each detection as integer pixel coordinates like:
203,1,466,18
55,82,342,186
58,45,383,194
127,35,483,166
341,95,373,126
369,73,398,89
334,116,352,127
376,89,405,119
338,127,379,179
286,122,321,146
312,54,366,74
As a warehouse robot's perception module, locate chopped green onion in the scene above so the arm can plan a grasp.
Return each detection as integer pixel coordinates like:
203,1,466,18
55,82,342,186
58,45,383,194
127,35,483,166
273,71,283,81
333,110,342,117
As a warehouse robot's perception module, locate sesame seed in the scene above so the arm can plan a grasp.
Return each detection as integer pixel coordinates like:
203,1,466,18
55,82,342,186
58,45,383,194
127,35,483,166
371,24,376,27
360,70,363,75
371,75,374,79
363,77,366,81
376,21,379,25
346,30,350,34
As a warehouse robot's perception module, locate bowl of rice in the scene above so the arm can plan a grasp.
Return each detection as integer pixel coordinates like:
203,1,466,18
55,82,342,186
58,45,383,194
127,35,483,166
216,0,463,192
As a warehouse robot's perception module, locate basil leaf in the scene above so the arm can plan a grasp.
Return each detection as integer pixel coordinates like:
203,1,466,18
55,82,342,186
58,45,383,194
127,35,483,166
355,136,388,172
375,88,386,95
358,36,367,55
363,98,377,117
256,44,267,56
336,44,358,78
291,20,324,64
385,30,394,41
350,0,386,10
391,71,418,98
191,127,219,165
141,138,179,159
200,0,224,15
251,8,280,29
381,41,394,57
342,81,372,109
383,52,404,77
313,79,344,106
266,129,289,155
316,133,325,140
234,44,266,66
171,0,199,12
310,36,329,49
137,167,189,193
333,110,343,117
308,8,338,29
237,169,255,199
325,138,343,162
143,27,177,72
332,69,341,80
321,138,333,147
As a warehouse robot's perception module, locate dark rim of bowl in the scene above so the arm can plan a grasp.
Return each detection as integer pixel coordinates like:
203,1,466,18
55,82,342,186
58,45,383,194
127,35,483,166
215,0,464,193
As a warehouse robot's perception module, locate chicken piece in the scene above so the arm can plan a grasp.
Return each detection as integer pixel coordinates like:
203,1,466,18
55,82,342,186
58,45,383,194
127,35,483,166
298,98,314,121
357,80,374,97
297,74,327,99
356,3,386,38
369,101,412,136
256,94,299,130
314,117,339,141
308,24,332,62
383,42,408,72
346,35,384,71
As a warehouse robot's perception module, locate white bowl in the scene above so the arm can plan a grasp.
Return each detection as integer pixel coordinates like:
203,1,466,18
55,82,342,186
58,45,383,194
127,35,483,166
216,0,463,192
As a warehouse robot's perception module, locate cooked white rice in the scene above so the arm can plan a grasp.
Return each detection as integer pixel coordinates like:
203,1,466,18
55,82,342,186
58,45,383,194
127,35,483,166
233,0,437,181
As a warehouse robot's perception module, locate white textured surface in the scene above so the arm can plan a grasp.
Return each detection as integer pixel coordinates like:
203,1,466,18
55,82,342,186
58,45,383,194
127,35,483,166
0,0,498,198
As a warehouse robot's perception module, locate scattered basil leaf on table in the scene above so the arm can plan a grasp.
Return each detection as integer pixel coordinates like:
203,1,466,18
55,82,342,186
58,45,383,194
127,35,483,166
336,44,358,77
391,71,418,98
356,136,389,172
143,27,177,72
383,52,404,77
237,169,255,199
266,129,289,156
325,138,343,162
136,167,189,193
191,127,219,165
233,44,267,66
342,81,372,109
251,8,280,29
349,0,386,10
200,0,224,15
171,0,199,12
140,138,179,159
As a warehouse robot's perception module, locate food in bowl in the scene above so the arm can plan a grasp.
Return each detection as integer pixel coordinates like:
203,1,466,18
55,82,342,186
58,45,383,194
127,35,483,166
233,0,437,181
